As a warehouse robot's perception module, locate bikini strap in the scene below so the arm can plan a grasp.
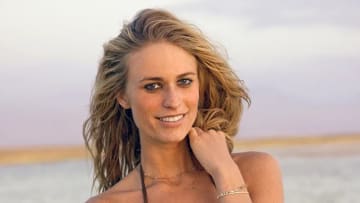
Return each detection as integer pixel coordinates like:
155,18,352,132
139,164,149,203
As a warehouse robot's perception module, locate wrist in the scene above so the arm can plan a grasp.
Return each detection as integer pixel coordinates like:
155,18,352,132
211,161,246,192
216,185,248,199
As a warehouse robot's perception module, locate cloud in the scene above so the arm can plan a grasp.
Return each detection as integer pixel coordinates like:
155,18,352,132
174,0,360,27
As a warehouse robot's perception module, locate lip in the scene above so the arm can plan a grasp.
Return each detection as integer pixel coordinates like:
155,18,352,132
156,113,187,127
156,113,185,121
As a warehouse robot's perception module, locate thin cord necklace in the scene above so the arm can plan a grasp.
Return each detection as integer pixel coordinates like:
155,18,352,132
139,163,202,203
141,166,198,180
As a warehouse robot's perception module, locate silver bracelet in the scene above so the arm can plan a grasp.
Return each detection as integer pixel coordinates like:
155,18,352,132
216,185,248,199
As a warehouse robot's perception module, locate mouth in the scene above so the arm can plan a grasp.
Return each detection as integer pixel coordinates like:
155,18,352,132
157,114,185,122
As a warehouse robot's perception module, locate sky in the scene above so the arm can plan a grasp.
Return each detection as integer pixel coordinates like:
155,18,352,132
1,0,359,147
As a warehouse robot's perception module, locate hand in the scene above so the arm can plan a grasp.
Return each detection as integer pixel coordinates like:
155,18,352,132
188,127,249,199
188,127,236,177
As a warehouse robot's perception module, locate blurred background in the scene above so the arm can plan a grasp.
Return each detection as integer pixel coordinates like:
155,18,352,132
1,0,359,202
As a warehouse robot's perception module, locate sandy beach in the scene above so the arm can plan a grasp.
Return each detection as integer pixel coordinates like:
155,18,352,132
1,134,359,165
234,133,360,157
0,145,88,165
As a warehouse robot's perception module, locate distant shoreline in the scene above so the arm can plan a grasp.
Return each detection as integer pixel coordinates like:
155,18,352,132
1,134,359,165
0,145,88,165
234,133,360,149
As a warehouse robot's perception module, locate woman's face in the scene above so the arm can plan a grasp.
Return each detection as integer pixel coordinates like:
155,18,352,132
118,41,199,144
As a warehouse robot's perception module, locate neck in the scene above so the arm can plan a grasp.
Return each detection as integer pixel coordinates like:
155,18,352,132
140,138,196,177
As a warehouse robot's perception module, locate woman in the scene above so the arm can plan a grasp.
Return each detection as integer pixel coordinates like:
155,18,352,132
84,8,283,203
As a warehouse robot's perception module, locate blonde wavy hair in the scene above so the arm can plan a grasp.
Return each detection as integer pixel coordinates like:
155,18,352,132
83,8,250,193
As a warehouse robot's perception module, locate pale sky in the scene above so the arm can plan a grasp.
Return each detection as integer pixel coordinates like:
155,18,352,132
1,0,359,147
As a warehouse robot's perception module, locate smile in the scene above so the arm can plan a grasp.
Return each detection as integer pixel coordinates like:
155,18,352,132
158,114,184,122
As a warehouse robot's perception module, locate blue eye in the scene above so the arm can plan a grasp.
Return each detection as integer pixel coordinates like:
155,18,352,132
178,78,192,86
144,83,161,91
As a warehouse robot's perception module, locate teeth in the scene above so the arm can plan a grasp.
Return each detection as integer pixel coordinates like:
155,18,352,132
159,115,184,122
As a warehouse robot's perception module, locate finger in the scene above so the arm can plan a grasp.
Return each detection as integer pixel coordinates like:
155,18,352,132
188,128,198,140
208,129,217,135
217,130,226,136
193,127,205,136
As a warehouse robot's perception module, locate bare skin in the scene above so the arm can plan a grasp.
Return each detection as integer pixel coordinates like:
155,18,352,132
87,42,283,202
87,149,283,203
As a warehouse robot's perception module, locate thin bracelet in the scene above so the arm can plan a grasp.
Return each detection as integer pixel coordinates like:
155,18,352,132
216,185,248,199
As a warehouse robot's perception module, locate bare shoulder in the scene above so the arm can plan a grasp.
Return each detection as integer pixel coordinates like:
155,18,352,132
232,151,280,171
232,151,284,203
85,189,127,203
85,194,110,203
85,169,141,203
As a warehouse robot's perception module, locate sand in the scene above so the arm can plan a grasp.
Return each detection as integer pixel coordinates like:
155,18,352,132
0,145,89,165
1,134,359,165
234,133,360,157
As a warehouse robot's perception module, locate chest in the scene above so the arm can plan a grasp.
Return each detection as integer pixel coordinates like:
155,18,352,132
144,179,218,203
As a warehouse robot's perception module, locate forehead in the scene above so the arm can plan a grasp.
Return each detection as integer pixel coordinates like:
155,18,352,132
126,41,197,80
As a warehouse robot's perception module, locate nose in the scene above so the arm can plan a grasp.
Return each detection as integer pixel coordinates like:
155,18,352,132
162,86,181,109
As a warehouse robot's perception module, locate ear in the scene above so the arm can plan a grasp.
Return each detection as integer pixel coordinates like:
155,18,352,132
116,93,130,109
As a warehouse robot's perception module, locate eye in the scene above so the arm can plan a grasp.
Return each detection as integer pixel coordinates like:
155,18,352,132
144,83,161,91
177,78,192,87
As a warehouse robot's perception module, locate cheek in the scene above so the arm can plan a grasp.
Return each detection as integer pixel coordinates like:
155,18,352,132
187,86,200,109
129,99,155,129
130,93,159,117
190,93,199,107
193,82,200,104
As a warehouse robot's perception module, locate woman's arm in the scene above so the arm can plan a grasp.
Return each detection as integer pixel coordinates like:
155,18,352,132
189,128,283,203
189,128,252,202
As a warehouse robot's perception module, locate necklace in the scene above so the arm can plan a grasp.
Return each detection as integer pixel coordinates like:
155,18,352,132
140,164,198,180
139,163,202,203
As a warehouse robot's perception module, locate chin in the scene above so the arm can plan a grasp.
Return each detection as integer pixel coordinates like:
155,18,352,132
157,130,189,143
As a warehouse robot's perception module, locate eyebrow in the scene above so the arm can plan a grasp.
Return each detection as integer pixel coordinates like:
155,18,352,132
139,72,197,82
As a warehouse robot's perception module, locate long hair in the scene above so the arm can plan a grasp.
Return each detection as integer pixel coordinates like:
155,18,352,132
83,8,250,193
